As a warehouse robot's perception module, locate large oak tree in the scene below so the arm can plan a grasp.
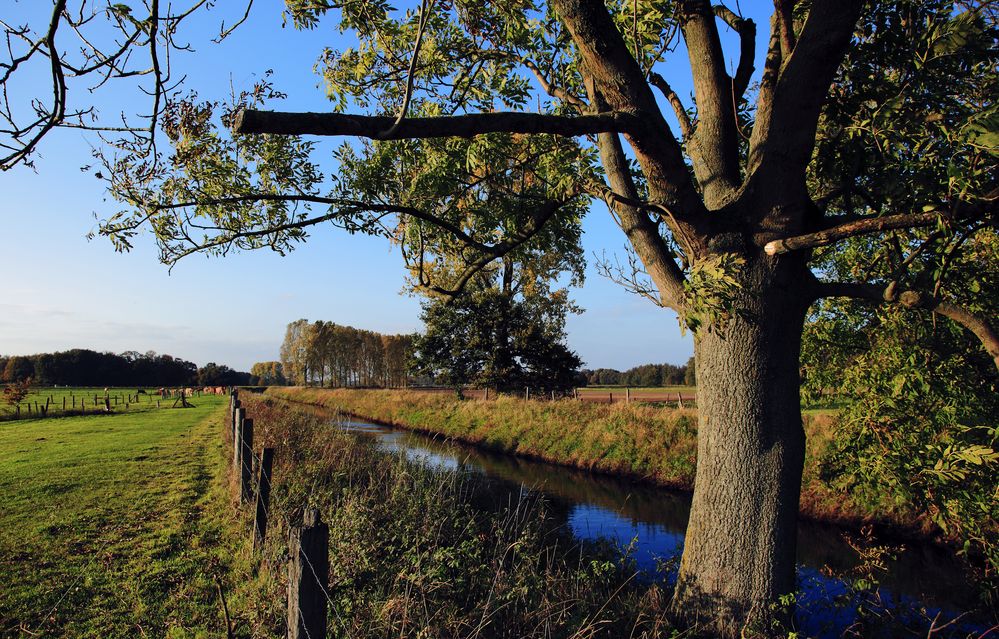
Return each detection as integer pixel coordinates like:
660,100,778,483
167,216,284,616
3,0,997,634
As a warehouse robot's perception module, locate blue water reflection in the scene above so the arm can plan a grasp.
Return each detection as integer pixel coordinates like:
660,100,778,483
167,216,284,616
333,418,987,637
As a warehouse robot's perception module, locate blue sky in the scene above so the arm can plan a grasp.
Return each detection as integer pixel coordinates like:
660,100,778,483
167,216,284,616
0,1,770,372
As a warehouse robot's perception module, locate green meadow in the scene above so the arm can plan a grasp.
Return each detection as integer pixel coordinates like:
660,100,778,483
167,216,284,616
0,394,251,638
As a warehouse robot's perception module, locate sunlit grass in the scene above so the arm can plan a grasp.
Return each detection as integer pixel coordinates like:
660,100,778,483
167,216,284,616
0,395,254,638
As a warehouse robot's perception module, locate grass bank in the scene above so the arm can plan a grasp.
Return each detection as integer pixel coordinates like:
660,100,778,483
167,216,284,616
263,387,922,534
0,394,261,638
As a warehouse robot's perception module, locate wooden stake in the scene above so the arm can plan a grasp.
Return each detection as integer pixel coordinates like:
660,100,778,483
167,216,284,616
288,509,329,639
253,448,275,551
239,418,254,504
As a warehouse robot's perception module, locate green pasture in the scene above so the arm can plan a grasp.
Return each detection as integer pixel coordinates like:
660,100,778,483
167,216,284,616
1,387,200,419
0,394,248,638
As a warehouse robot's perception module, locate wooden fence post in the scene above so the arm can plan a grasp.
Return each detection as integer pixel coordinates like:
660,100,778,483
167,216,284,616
677,393,684,409
253,447,275,551
626,388,631,403
288,508,329,639
240,418,255,503
525,387,530,401
232,407,245,471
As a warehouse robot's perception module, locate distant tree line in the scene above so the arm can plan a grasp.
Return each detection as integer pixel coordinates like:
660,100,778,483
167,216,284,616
249,361,287,386
0,349,253,387
280,320,413,387
580,357,695,387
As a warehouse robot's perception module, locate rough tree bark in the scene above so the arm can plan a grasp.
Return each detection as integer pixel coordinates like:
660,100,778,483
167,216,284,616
673,254,812,634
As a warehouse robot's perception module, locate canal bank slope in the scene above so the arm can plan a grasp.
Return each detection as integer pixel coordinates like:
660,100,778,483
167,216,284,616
264,386,931,537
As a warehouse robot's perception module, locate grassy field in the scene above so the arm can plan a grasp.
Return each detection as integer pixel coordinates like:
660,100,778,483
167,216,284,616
0,393,254,638
0,387,191,419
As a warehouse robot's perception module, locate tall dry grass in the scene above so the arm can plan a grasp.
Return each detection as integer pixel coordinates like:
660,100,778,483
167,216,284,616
239,395,682,638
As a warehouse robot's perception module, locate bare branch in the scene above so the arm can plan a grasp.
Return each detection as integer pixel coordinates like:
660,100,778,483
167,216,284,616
380,0,435,139
120,193,490,255
747,0,862,190
552,0,706,223
234,109,641,139
713,5,756,99
679,0,741,203
648,72,692,139
522,58,588,108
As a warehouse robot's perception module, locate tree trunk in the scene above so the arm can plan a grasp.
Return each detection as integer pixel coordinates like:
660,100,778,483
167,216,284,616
672,255,810,637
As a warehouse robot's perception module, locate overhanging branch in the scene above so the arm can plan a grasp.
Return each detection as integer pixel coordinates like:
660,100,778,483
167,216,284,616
763,210,944,255
233,109,641,140
815,281,999,371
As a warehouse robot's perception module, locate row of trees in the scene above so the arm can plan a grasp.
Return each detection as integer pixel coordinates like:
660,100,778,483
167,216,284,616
0,350,252,387
582,359,695,388
279,320,413,388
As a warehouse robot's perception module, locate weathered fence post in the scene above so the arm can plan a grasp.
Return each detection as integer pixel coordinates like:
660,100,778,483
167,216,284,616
240,418,254,503
573,388,578,400
232,407,245,471
677,393,684,409
288,508,329,639
609,392,613,404
525,387,530,401
62,397,66,411
253,447,275,551
626,388,631,403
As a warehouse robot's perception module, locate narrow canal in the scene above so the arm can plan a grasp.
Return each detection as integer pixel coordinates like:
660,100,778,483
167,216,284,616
325,414,986,637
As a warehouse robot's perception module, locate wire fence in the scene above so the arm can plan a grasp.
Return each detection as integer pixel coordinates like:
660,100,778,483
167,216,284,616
0,386,230,421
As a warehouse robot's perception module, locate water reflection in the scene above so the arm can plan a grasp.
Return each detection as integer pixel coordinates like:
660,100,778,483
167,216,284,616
333,417,985,637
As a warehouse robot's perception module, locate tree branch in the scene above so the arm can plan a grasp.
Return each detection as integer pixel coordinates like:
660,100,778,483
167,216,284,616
747,0,862,190
648,72,693,139
522,58,588,108
713,5,756,100
763,210,945,255
679,0,741,204
815,281,999,371
773,0,796,58
552,0,707,226
233,109,641,140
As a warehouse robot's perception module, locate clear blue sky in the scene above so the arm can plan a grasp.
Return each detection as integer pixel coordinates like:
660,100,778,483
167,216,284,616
0,1,770,372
